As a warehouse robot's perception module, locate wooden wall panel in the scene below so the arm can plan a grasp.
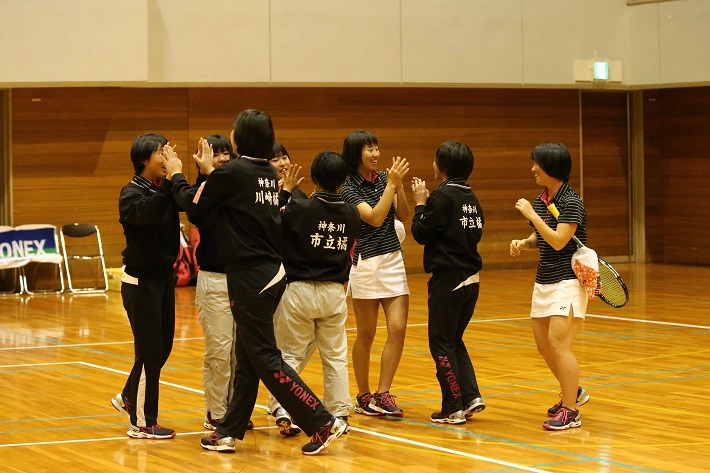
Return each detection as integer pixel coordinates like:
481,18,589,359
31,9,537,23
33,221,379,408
12,88,189,269
188,87,581,272
655,87,710,264
581,91,631,256
11,86,624,275
642,90,665,262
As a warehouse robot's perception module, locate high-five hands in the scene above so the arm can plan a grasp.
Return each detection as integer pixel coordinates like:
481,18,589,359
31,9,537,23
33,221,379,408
164,143,183,179
193,138,215,176
386,156,410,188
411,177,429,206
282,163,304,193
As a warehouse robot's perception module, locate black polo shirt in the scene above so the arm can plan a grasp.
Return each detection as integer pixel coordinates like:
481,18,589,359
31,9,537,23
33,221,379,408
340,170,400,263
531,182,587,284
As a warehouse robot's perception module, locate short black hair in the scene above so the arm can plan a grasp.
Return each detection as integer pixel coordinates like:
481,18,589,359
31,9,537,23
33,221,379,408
435,140,474,180
531,142,571,182
231,109,275,159
342,130,378,176
311,151,348,193
205,134,234,157
272,141,289,159
130,133,167,174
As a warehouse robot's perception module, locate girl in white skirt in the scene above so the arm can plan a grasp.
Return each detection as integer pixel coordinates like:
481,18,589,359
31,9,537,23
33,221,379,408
510,142,590,431
340,130,411,417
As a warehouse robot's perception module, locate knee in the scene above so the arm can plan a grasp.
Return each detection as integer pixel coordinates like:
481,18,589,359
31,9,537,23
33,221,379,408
387,323,407,342
355,327,377,345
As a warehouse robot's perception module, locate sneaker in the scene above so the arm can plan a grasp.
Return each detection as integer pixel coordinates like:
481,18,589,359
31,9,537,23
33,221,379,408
336,415,351,434
301,416,347,456
464,397,486,418
111,392,130,417
200,431,236,453
430,410,466,425
204,412,253,430
273,406,301,436
127,424,176,439
547,387,590,417
354,392,383,416
371,391,404,418
543,406,581,431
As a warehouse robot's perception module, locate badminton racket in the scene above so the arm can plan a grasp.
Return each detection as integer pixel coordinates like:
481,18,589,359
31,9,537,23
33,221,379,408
548,203,629,308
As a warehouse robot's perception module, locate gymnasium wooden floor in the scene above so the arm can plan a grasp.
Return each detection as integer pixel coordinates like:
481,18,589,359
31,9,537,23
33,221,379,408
1,263,709,472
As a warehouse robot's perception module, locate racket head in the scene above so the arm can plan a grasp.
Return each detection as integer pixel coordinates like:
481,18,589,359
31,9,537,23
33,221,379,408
597,258,629,308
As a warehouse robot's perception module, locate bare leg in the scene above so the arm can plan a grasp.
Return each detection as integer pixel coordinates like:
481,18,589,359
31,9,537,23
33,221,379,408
351,298,381,395
547,313,582,408
377,295,409,393
531,317,558,380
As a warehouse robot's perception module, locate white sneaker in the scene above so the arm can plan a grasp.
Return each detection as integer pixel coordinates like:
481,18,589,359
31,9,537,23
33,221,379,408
273,406,301,436
431,410,466,425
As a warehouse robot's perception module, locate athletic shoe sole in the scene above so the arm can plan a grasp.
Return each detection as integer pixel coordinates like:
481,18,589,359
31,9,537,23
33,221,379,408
353,405,384,416
111,395,128,417
464,399,486,418
200,442,236,453
127,429,176,440
369,404,404,418
276,415,302,436
431,417,466,425
543,419,582,431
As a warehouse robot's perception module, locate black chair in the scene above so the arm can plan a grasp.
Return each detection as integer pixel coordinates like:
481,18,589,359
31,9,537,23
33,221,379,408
60,223,108,293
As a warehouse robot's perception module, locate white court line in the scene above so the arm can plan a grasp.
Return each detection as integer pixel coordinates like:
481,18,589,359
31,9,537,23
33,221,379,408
2,315,703,352
349,426,551,473
0,361,548,472
0,428,279,449
586,313,710,330
0,337,203,351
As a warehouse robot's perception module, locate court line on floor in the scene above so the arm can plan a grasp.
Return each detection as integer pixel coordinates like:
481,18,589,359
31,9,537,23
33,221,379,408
586,313,710,330
348,426,550,473
2,314,704,353
0,360,549,473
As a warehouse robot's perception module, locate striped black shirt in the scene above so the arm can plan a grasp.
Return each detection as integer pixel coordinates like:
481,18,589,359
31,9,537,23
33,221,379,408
531,182,587,284
341,170,400,263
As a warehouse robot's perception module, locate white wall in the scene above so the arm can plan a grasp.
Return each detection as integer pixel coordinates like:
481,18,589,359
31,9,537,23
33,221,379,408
0,0,147,85
0,0,708,88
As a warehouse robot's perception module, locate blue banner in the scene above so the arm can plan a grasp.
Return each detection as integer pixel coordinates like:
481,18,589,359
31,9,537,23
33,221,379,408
0,225,63,269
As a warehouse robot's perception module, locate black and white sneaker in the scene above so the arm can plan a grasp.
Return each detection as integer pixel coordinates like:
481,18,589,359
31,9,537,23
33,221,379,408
301,417,347,456
273,406,301,436
371,391,404,418
336,415,351,434
111,392,130,417
354,392,382,416
543,406,581,431
127,423,175,439
464,397,486,418
430,410,466,425
200,431,236,452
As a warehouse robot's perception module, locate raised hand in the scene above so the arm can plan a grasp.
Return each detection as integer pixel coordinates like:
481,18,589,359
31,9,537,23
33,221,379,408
386,156,410,188
193,138,214,176
411,177,429,206
282,163,304,193
514,198,535,220
164,143,183,179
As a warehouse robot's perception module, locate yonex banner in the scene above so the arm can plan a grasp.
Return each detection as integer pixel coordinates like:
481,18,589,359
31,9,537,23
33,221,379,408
0,224,63,269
